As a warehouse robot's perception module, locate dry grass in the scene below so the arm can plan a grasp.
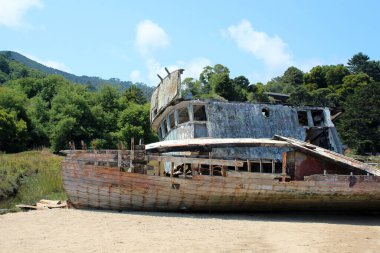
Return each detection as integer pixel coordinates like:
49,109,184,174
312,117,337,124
0,150,65,210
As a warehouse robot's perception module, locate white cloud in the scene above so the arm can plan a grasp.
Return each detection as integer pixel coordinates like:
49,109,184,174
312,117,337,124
129,70,141,83
181,58,212,79
144,57,211,86
135,20,170,56
43,60,70,72
225,20,292,69
296,59,324,73
248,71,275,84
22,52,70,72
0,0,43,28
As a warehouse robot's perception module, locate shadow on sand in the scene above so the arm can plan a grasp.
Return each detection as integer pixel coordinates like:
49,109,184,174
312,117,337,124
79,208,380,226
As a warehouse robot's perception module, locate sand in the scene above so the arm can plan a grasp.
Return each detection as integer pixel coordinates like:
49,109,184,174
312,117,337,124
0,209,379,253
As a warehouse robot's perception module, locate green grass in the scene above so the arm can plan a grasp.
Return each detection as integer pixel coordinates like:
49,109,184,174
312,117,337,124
0,150,66,210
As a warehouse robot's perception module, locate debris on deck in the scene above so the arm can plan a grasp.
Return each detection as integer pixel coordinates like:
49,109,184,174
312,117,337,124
16,199,67,211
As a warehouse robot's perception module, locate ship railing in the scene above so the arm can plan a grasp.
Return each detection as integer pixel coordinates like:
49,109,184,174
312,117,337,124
63,149,287,180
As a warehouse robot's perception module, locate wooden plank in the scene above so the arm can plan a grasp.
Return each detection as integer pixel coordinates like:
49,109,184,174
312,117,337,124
282,152,287,182
274,135,380,176
148,155,244,167
146,138,292,152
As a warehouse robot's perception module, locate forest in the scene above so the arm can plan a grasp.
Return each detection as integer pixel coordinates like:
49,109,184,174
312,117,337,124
0,52,379,155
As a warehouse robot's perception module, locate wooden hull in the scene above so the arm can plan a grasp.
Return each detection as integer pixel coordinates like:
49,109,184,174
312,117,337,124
62,160,380,212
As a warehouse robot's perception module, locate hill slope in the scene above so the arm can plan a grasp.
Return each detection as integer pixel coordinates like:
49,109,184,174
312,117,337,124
0,51,154,99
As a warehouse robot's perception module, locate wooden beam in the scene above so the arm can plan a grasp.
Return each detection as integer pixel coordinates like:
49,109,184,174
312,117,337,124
282,152,287,182
275,135,380,176
148,155,243,167
209,152,213,176
146,138,292,153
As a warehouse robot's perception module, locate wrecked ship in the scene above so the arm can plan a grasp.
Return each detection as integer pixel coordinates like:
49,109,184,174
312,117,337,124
62,69,380,211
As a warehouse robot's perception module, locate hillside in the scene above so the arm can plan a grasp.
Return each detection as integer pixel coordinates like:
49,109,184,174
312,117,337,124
0,51,154,99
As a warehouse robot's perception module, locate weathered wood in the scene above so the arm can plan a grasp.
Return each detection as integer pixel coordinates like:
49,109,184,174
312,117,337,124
145,138,292,152
16,204,41,210
147,155,243,167
275,135,380,176
209,152,213,176
282,152,287,182
62,156,380,212
61,135,380,212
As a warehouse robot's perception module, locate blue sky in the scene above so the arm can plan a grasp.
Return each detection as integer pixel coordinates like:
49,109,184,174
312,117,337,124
1,0,379,86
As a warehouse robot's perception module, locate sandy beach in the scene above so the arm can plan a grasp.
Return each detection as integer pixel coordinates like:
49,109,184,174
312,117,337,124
0,209,379,253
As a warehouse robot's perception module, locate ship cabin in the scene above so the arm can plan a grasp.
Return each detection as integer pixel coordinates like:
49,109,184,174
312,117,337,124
145,69,379,180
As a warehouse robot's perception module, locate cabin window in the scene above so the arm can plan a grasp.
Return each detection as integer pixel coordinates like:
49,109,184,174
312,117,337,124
169,112,176,129
262,108,270,118
157,126,163,140
161,121,167,137
152,108,157,119
178,107,190,124
193,105,207,121
297,111,308,126
311,110,324,126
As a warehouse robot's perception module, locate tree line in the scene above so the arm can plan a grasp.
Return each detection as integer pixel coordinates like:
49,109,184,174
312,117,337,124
0,52,379,155
182,53,380,155
0,54,157,153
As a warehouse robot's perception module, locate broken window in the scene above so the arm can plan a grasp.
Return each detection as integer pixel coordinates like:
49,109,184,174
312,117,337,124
193,105,207,121
161,120,167,136
157,126,163,140
178,107,190,124
297,111,308,126
311,110,324,126
262,108,270,118
168,112,175,129
152,108,157,119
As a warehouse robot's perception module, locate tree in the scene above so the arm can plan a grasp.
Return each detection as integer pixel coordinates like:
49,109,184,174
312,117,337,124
96,84,120,112
27,96,50,148
325,64,350,87
0,56,10,75
117,103,158,145
247,83,269,103
199,64,230,94
0,86,29,125
310,88,337,107
337,82,380,154
287,86,312,105
0,70,9,84
124,84,147,104
348,52,380,82
181,77,201,98
282,66,304,85
211,71,233,100
304,66,327,89
49,87,96,152
348,52,370,74
338,73,372,100
0,108,28,152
